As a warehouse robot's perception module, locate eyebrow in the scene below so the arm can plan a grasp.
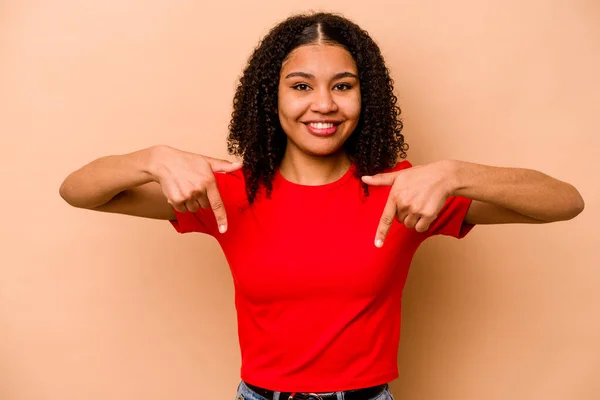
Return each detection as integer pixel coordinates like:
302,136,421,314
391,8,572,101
284,71,358,80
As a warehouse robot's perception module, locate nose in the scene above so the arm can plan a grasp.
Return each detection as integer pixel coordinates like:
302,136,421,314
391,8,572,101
310,89,338,114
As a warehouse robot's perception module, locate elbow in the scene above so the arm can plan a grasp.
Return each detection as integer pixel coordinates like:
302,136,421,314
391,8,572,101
59,180,85,208
58,181,76,207
571,191,585,218
563,185,585,221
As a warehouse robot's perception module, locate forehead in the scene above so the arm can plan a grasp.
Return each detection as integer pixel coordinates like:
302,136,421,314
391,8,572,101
281,44,358,75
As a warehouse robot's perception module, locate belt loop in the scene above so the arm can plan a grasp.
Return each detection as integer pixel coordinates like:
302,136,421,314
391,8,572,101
273,391,280,400
337,391,344,400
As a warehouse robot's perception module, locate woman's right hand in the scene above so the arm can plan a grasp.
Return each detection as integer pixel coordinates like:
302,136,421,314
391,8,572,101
148,145,242,232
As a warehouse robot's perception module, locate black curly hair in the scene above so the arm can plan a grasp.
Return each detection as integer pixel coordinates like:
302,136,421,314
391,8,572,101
227,12,407,204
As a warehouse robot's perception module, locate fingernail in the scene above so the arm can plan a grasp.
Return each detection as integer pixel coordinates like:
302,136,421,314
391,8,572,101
375,238,383,248
219,225,227,233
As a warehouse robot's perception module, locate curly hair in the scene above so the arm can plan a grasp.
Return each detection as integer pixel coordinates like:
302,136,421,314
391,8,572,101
227,12,407,204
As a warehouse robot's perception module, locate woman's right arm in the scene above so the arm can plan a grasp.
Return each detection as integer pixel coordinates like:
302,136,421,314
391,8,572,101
59,145,242,230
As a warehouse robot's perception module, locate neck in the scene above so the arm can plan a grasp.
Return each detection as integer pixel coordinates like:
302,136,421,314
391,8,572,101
279,147,352,186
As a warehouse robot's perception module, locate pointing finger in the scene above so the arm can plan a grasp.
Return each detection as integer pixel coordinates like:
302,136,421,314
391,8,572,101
205,157,242,173
361,172,398,187
205,179,228,233
375,197,398,248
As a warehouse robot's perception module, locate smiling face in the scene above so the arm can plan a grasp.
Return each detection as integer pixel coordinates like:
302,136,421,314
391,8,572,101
277,44,361,159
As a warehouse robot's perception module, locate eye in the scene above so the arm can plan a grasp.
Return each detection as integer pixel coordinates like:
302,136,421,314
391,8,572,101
291,83,311,91
333,83,353,91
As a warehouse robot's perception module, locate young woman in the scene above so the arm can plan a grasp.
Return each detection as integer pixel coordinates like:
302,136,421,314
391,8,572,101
59,12,584,400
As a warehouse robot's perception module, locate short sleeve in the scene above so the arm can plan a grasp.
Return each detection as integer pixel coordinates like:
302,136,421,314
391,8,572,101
168,169,246,236
426,195,474,239
392,160,473,239
170,208,217,235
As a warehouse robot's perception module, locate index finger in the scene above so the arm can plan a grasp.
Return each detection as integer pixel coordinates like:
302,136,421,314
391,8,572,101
375,197,398,248
205,179,228,233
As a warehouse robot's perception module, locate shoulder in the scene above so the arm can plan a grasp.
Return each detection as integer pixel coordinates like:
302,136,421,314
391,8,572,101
383,159,413,173
213,168,248,205
214,167,246,186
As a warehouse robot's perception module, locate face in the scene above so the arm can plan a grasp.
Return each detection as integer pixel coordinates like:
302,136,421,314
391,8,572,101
277,44,361,158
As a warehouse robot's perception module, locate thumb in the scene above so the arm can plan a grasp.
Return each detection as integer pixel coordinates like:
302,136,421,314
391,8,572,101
361,171,398,186
205,157,243,173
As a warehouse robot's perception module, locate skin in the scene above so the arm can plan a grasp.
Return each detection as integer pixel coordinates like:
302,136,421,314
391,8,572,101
59,42,585,245
363,160,584,247
58,146,241,231
275,43,584,247
277,44,360,185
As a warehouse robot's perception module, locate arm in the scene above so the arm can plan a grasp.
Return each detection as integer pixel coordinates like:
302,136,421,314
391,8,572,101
59,146,173,218
446,160,585,224
59,145,242,230
362,160,584,247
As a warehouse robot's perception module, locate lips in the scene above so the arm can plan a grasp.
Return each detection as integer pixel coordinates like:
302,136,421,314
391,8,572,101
304,121,341,137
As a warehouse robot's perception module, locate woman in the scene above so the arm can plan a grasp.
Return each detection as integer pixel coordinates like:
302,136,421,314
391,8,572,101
59,12,584,400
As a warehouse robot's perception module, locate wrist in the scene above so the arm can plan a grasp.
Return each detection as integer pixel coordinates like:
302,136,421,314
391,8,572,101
438,159,464,196
141,145,169,182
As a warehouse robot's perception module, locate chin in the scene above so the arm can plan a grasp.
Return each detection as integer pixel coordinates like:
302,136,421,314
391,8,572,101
302,144,346,157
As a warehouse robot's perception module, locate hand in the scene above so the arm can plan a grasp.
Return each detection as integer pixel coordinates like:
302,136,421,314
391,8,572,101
148,145,242,233
361,161,455,247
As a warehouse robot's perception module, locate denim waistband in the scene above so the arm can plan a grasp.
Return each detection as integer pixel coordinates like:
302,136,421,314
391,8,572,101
235,381,394,400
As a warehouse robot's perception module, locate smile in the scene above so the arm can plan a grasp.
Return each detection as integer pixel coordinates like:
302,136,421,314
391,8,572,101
304,121,341,137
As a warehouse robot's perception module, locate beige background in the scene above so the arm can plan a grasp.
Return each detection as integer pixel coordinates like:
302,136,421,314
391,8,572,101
1,1,599,399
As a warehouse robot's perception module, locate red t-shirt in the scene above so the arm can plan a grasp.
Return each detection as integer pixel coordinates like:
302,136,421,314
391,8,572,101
170,161,473,392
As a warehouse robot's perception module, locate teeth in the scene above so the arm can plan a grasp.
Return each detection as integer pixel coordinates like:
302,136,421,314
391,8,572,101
309,122,335,129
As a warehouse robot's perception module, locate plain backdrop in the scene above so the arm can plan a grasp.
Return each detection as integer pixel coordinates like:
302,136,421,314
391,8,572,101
1,1,599,399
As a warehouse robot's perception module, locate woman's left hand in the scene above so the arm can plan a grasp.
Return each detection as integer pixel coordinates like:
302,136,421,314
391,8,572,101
361,161,455,247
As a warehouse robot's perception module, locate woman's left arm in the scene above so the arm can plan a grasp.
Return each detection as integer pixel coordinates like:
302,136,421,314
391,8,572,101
447,160,585,224
362,160,585,247
362,160,584,247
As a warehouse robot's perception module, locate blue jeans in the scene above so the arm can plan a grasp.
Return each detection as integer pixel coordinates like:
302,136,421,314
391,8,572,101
235,381,395,400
